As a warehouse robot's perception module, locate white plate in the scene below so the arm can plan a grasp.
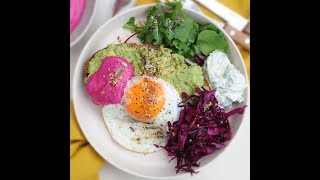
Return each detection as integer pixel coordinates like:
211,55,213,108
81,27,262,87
73,4,249,179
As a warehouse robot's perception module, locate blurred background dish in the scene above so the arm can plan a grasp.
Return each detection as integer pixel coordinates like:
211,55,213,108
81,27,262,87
70,0,96,47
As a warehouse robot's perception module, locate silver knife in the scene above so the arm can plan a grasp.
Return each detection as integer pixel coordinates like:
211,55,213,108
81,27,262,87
195,0,249,33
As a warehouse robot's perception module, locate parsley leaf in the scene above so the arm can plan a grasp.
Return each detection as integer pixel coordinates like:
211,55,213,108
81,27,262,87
123,17,141,32
197,30,229,55
152,23,162,45
173,15,198,43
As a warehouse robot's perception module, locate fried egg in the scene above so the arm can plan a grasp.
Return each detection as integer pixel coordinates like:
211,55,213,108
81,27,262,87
102,76,182,153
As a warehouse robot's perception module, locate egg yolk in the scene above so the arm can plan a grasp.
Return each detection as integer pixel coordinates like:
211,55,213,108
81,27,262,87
124,77,165,122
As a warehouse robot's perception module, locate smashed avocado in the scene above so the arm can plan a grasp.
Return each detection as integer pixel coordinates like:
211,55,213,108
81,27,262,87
86,44,204,95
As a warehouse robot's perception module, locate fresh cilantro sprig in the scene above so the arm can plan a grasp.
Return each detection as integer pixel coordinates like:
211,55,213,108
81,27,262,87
123,2,228,61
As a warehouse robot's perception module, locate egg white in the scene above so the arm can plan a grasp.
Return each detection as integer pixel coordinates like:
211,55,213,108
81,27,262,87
102,77,182,153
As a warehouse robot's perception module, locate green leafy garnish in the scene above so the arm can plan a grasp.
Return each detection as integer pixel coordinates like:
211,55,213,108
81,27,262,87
198,23,220,33
123,2,228,61
173,16,198,43
123,17,142,32
197,30,229,56
123,17,136,31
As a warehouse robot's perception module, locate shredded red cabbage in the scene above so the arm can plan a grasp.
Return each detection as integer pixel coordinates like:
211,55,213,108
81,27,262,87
159,87,246,174
195,54,206,66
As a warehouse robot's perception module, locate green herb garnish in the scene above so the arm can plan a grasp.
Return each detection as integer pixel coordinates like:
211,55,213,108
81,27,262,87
123,2,228,61
197,30,228,56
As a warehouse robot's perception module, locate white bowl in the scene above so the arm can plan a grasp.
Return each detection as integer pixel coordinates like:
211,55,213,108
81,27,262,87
73,4,249,179
70,0,96,47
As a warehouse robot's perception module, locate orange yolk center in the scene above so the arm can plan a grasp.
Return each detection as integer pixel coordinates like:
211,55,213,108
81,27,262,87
124,77,165,122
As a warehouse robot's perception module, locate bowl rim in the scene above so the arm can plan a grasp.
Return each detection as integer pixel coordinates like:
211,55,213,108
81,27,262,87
70,0,97,47
73,3,249,179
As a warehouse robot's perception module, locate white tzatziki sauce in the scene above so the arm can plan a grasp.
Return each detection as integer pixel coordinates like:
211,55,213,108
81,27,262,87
203,50,246,108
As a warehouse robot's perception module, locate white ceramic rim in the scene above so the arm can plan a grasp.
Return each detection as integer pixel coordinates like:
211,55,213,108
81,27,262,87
73,4,249,179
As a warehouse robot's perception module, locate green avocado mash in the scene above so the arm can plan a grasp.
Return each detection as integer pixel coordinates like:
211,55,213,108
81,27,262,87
86,44,204,95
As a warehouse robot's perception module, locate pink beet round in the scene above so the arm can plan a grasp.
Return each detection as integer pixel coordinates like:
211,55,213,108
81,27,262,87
85,56,134,106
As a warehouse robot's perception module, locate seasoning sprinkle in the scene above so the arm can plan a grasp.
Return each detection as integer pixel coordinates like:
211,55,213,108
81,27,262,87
114,68,123,78
121,62,127,67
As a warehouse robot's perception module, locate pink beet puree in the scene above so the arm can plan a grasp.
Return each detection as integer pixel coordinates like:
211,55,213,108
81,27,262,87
70,0,86,32
85,56,134,106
